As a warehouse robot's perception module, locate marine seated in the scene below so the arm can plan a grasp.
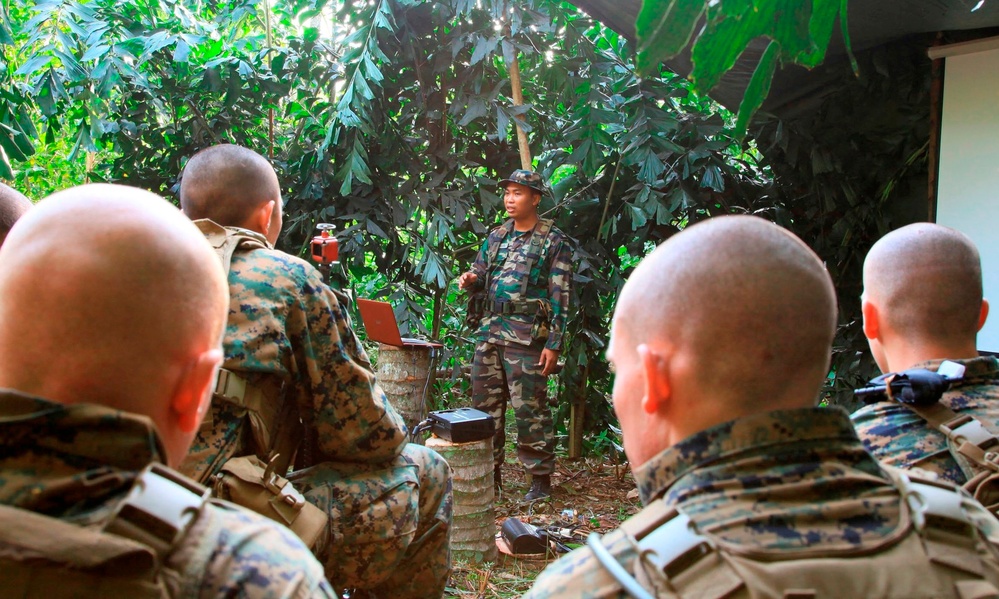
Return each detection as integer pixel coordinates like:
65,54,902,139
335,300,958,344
525,215,999,599
0,184,333,597
852,223,999,504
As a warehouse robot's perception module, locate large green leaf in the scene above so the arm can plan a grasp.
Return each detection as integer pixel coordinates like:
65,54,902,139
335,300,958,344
636,0,851,138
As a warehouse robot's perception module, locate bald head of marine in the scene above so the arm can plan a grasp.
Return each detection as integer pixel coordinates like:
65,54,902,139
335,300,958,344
179,144,283,245
0,182,32,247
862,223,988,373
608,215,837,468
0,184,229,467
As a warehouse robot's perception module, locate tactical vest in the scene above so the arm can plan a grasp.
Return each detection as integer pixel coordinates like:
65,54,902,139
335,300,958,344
587,468,999,598
468,219,555,339
195,220,329,551
0,464,217,598
863,364,999,515
195,220,302,476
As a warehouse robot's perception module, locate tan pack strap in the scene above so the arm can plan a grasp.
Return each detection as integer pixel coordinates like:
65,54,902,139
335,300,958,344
0,503,158,573
213,367,301,474
194,219,268,275
214,368,268,413
268,394,304,475
903,401,999,473
103,463,210,565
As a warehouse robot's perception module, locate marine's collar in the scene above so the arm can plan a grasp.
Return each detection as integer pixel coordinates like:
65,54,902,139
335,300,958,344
633,406,860,505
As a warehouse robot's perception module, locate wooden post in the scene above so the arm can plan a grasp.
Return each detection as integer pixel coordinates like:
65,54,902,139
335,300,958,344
927,32,945,222
505,27,532,169
568,363,588,459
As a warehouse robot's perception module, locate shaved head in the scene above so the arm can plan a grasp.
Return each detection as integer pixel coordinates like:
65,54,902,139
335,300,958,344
179,144,281,229
0,182,32,247
609,216,836,464
0,184,228,466
863,223,985,371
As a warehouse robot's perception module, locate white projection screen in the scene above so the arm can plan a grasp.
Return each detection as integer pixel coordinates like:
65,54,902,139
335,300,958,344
932,37,999,353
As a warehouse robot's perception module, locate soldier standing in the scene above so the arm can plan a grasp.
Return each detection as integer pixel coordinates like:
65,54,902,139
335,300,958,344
526,215,999,598
0,184,334,597
458,169,572,501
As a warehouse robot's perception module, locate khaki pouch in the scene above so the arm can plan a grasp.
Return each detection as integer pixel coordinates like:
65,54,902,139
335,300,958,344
213,455,328,553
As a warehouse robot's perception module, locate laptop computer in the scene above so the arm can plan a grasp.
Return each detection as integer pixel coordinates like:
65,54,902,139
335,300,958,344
356,298,443,348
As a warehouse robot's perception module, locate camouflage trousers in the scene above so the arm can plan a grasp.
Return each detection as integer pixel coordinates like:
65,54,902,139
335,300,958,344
471,341,555,476
288,443,453,598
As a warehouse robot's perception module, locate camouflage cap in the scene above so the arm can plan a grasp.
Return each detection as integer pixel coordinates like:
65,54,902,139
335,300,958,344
499,169,545,193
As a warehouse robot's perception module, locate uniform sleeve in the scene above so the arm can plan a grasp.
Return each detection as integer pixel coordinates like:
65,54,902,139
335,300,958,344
289,267,408,463
201,505,338,598
545,236,573,351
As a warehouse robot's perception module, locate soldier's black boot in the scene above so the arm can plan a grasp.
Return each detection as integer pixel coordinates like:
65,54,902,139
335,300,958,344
524,474,551,501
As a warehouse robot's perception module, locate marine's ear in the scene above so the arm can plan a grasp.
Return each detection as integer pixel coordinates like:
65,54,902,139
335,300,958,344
249,200,275,237
978,299,990,332
171,348,223,433
639,344,670,415
862,298,880,341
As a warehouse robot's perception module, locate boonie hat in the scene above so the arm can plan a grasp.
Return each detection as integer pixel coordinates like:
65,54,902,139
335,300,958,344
499,169,545,193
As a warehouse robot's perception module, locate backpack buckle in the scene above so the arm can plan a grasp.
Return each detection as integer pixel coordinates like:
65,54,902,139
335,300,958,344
941,415,999,451
103,463,209,562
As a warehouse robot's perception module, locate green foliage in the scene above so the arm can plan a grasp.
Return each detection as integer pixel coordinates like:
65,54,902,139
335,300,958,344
2,0,781,447
635,0,855,138
753,41,933,410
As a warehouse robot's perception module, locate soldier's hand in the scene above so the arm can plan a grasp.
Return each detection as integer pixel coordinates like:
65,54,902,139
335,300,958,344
457,272,478,290
538,348,560,377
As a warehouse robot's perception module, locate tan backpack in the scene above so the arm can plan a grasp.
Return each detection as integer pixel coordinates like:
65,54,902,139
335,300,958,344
0,464,217,598
195,219,329,552
586,468,999,598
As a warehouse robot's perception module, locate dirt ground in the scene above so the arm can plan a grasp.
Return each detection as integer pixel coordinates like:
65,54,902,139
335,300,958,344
445,453,639,598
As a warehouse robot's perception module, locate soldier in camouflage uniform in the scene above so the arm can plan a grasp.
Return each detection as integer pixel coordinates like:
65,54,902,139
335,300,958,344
852,224,999,486
458,169,572,501
0,182,31,247
527,216,999,598
0,184,334,597
178,145,452,598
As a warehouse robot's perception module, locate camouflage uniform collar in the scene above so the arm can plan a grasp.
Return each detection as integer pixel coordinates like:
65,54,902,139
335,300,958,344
908,355,999,381
193,218,274,249
633,407,860,505
0,389,167,513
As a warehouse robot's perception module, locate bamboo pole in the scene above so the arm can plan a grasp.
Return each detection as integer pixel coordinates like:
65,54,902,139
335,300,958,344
505,29,532,170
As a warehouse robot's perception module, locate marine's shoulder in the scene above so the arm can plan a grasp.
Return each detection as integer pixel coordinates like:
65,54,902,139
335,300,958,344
231,246,322,284
524,527,633,598
197,499,332,595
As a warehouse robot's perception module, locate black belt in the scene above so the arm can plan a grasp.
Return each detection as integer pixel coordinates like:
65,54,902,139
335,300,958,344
483,299,540,315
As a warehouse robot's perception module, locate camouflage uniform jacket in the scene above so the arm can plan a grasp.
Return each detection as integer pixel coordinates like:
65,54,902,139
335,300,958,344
0,389,334,597
467,219,572,351
852,355,999,484
525,408,919,598
181,226,407,482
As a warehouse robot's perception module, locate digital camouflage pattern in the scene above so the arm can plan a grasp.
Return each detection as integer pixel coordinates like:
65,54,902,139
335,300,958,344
524,407,978,598
471,341,554,475
178,227,452,597
467,219,571,350
466,217,570,476
289,443,452,597
0,389,335,598
852,355,999,484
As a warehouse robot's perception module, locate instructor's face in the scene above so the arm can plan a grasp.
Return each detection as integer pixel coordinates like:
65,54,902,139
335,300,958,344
503,183,539,220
